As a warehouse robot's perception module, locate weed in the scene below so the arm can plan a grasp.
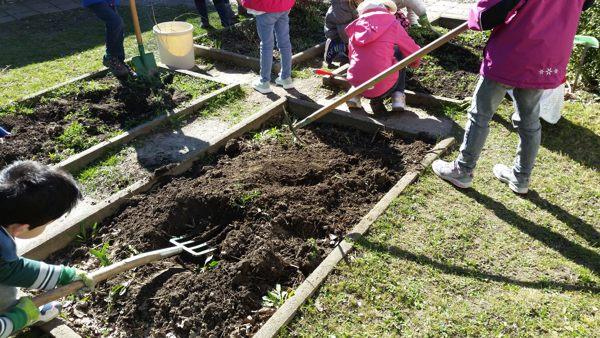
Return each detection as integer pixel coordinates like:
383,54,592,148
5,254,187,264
76,223,99,243
106,281,131,313
252,127,284,142
0,102,34,118
89,242,111,267
262,284,293,308
197,255,219,273
234,189,261,207
56,121,97,152
307,238,319,261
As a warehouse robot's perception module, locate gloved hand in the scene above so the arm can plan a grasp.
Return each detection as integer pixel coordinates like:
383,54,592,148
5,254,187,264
3,297,40,331
418,14,433,30
73,268,95,291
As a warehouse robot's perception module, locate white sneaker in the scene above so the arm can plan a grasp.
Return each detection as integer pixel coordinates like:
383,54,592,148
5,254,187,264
432,159,473,189
252,78,272,94
392,91,406,111
493,164,529,194
347,96,362,109
275,76,294,89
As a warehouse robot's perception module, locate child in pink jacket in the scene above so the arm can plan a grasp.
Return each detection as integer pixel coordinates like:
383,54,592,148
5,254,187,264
345,0,421,113
433,0,595,194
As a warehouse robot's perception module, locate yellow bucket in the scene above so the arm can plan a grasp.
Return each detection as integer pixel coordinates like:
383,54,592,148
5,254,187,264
153,21,195,70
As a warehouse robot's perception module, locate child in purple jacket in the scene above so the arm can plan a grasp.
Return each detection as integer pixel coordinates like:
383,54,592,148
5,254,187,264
433,0,595,194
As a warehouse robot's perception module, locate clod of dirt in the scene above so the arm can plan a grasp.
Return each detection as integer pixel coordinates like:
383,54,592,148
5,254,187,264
48,124,431,337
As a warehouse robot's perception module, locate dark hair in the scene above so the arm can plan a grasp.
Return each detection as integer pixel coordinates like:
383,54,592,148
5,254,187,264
0,161,82,228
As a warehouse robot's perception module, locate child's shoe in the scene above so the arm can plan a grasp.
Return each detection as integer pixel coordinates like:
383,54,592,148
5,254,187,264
103,56,136,78
432,160,473,189
275,76,294,89
347,96,362,109
370,99,387,115
38,301,62,323
391,91,406,112
493,164,529,194
252,79,273,94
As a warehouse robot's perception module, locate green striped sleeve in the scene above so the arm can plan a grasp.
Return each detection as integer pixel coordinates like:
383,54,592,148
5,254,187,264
0,258,69,290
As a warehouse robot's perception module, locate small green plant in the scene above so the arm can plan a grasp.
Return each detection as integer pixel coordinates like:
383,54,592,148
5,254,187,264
197,255,219,273
75,223,99,243
234,189,261,207
262,284,293,308
89,242,111,267
0,102,34,118
56,121,97,152
307,238,319,261
106,281,130,313
252,127,284,142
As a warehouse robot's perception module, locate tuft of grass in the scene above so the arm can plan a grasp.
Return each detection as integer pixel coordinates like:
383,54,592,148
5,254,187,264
89,242,111,267
168,74,223,101
252,127,284,142
76,151,136,197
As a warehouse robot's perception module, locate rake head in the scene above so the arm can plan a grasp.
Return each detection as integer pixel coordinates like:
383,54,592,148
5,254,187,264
169,236,215,256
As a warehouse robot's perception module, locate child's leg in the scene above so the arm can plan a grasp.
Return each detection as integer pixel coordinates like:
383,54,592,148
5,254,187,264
212,0,234,27
510,88,543,181
274,11,292,81
193,0,211,26
456,77,508,172
87,2,125,62
255,13,277,83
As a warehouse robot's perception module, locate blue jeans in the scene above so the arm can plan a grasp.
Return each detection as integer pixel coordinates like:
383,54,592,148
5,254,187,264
457,77,543,181
194,0,234,27
255,11,292,83
88,2,125,61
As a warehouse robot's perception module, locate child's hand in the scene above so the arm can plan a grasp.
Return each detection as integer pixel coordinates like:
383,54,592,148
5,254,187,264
74,269,95,291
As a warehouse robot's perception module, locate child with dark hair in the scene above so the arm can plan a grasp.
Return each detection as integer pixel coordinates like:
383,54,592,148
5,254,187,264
0,161,93,338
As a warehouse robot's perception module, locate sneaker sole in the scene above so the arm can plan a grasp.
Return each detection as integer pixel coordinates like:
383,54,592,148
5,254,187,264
432,165,472,189
493,170,528,194
276,83,294,90
253,86,273,94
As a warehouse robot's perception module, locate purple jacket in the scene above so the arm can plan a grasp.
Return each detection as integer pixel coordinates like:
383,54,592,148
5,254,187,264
469,0,591,89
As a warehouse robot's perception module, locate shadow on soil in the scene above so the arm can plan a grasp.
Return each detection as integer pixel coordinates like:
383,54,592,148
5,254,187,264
354,236,600,293
492,113,600,170
457,188,600,276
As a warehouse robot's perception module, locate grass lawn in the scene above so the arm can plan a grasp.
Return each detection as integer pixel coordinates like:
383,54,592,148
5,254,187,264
285,101,600,336
0,4,220,105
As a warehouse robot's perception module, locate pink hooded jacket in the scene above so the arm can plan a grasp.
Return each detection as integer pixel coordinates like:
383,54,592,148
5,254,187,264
469,0,589,89
241,0,295,13
346,8,420,98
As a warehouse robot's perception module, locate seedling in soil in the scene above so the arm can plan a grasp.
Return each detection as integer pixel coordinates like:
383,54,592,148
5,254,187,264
197,255,219,273
89,242,112,267
252,127,284,142
234,189,261,208
106,281,131,313
262,284,293,309
0,102,34,118
76,223,100,244
307,238,319,261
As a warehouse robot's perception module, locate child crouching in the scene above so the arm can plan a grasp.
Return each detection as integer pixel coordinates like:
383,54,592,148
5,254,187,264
0,161,93,337
345,0,421,114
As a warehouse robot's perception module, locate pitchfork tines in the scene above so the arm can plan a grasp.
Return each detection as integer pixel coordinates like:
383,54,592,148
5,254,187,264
170,236,215,256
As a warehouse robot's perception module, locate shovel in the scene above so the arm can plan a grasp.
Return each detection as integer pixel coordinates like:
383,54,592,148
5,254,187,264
129,0,159,83
293,22,469,129
31,236,214,307
573,35,599,91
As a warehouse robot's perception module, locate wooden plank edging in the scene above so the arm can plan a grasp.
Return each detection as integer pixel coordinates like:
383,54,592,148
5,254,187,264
21,98,287,261
55,82,240,173
255,136,455,338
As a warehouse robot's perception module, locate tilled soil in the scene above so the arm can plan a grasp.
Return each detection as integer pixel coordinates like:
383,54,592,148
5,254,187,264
406,27,486,99
197,1,327,58
49,123,430,337
0,73,204,167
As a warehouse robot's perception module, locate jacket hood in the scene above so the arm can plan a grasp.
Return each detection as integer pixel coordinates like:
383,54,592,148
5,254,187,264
346,9,398,46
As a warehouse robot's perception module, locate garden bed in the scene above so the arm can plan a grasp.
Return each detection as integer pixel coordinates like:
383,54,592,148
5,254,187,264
406,26,486,99
0,71,222,168
47,112,432,337
195,1,327,59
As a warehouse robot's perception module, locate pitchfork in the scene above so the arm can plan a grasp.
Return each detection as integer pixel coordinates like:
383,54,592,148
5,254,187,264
32,236,214,307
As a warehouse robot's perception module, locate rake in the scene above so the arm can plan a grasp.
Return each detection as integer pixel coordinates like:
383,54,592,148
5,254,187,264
31,236,214,307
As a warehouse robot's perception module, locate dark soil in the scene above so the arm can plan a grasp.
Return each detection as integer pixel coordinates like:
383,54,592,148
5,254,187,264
406,27,487,99
197,1,327,58
49,123,431,337
0,73,217,168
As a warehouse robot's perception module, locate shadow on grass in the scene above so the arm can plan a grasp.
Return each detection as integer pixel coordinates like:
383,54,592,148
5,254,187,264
353,236,600,293
456,188,600,275
492,113,600,170
0,5,197,70
525,190,600,248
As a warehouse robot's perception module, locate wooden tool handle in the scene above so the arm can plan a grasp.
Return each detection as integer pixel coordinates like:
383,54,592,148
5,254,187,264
129,0,144,45
294,22,469,129
32,246,182,307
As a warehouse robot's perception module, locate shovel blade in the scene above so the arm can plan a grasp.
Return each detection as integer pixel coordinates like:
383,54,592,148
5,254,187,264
131,52,159,82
